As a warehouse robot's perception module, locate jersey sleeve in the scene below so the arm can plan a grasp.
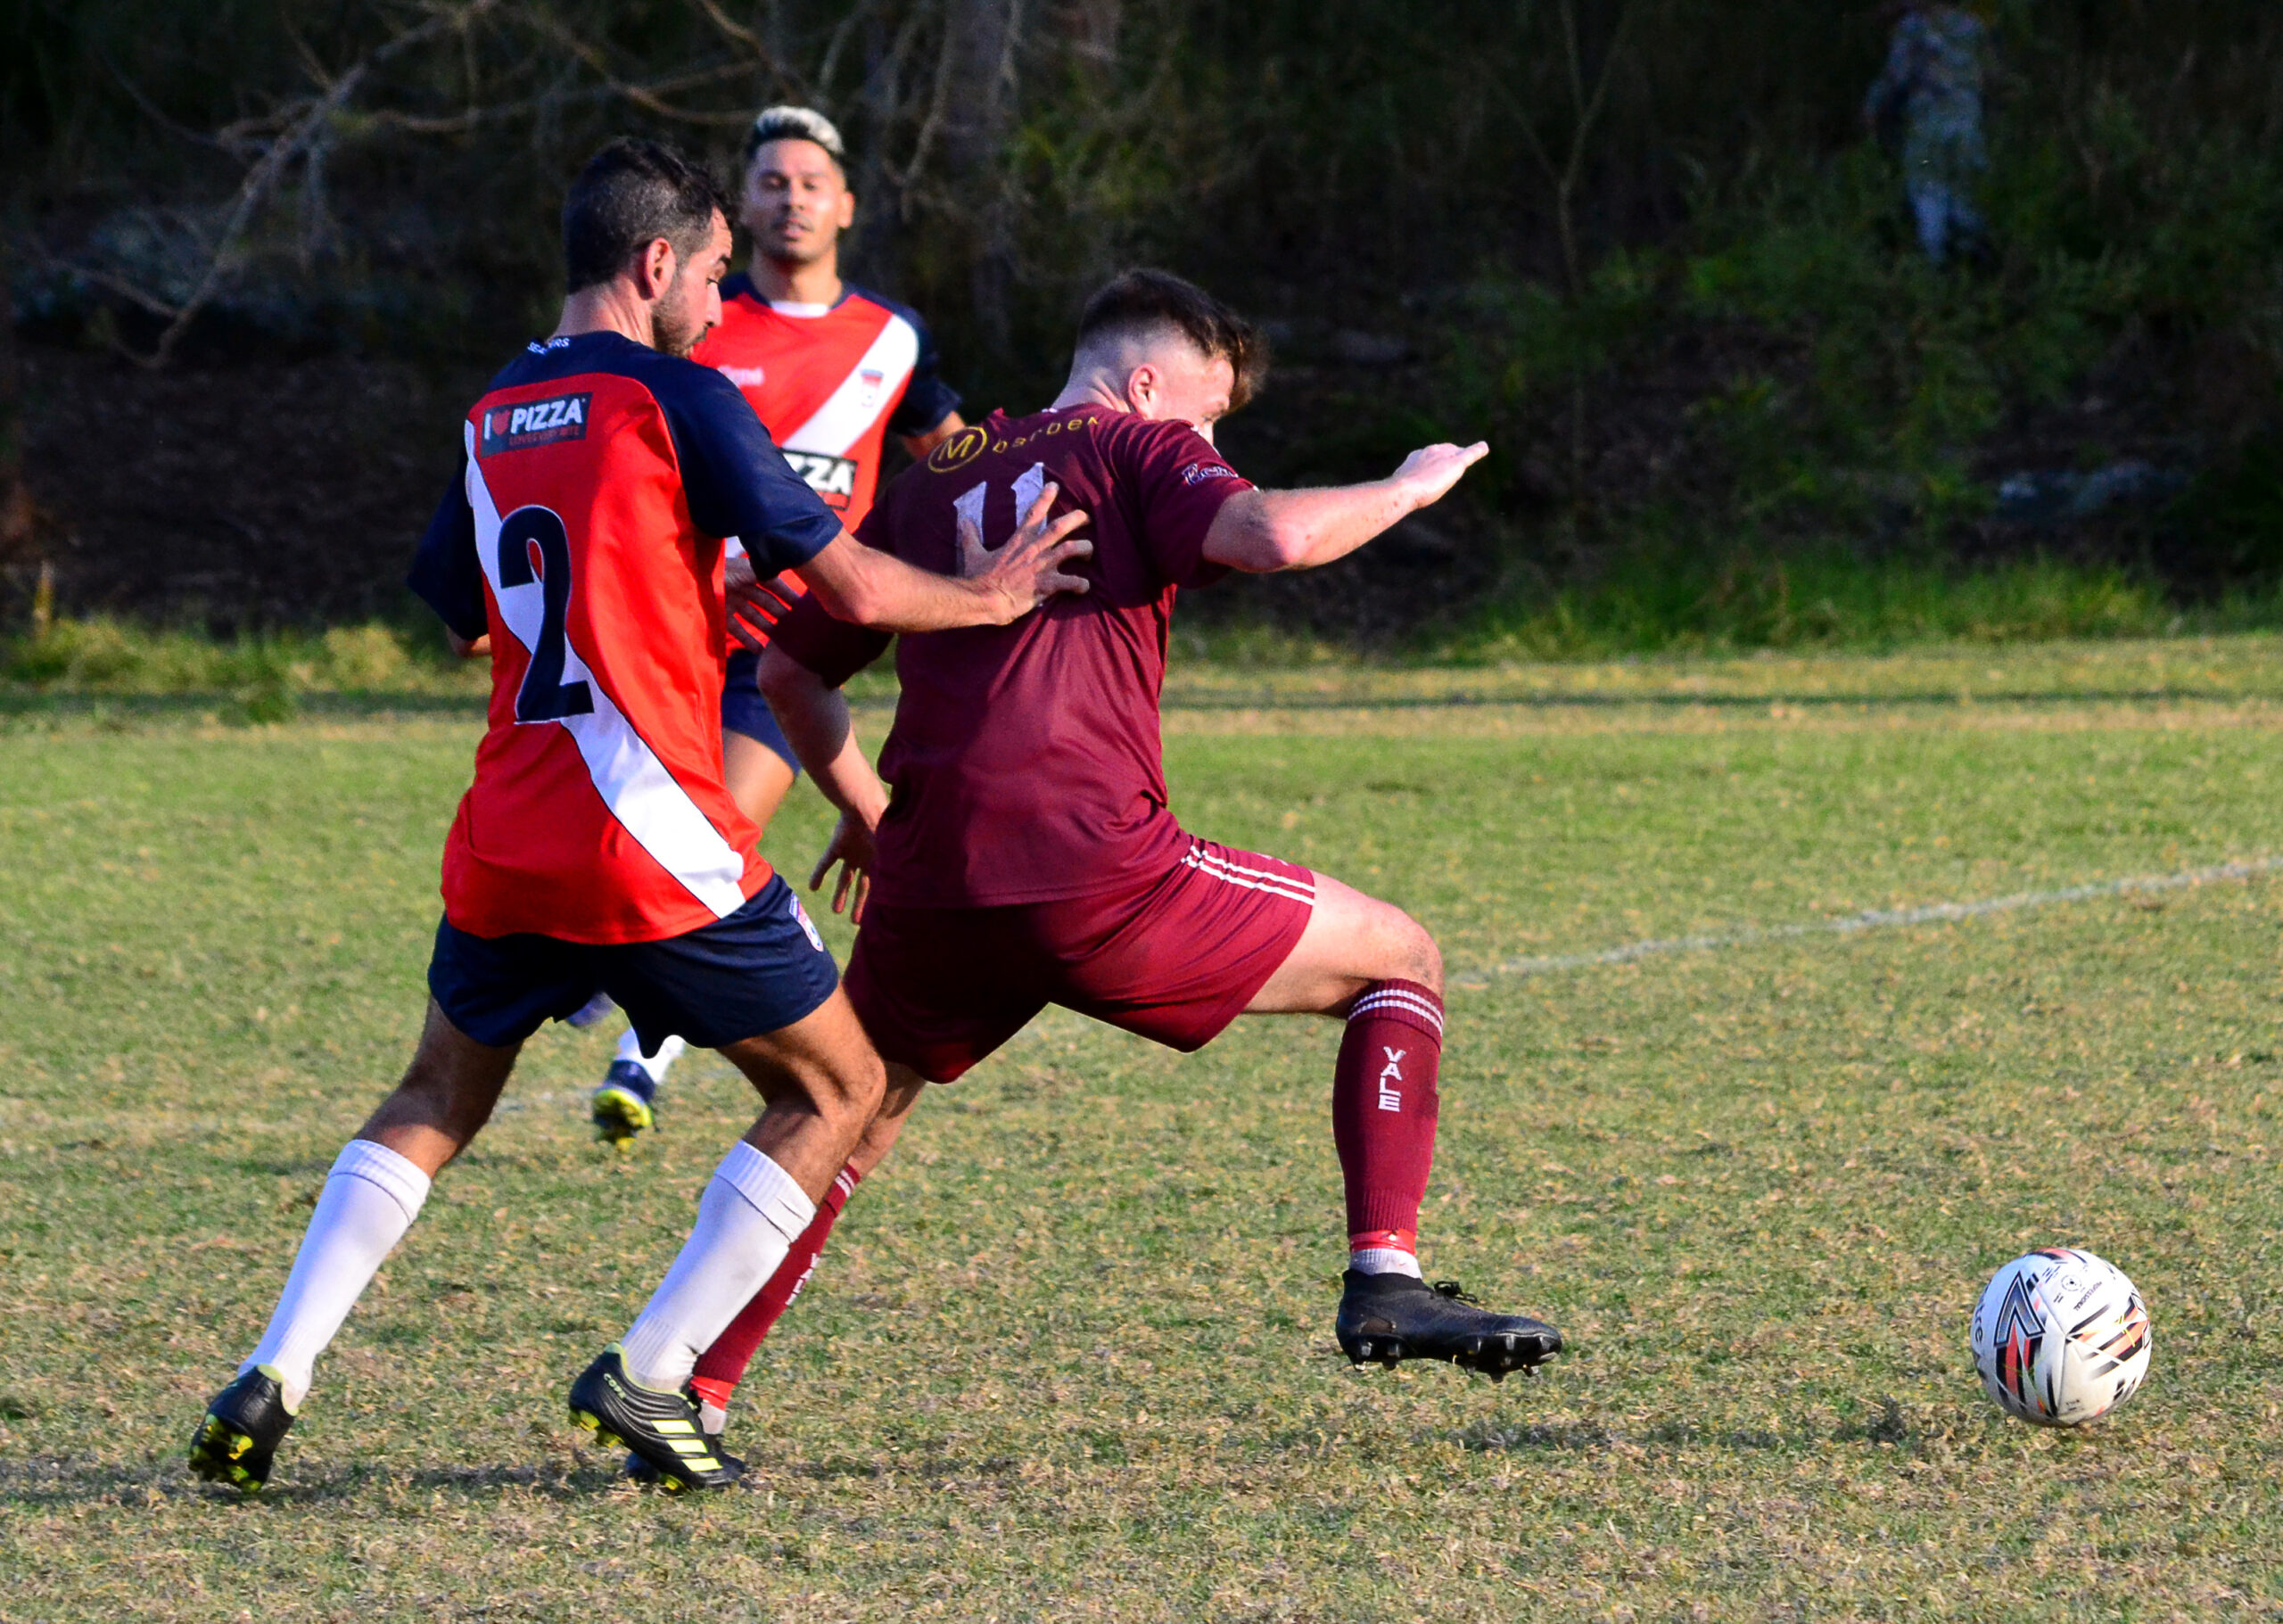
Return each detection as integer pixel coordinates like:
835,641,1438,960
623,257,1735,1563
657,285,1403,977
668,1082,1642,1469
887,312,961,439
654,361,845,574
768,592,893,688
405,458,489,643
1124,422,1257,589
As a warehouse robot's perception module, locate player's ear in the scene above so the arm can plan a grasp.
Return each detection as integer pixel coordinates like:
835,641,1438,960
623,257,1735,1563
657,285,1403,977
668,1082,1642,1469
834,186,855,231
1125,362,1160,417
634,236,676,301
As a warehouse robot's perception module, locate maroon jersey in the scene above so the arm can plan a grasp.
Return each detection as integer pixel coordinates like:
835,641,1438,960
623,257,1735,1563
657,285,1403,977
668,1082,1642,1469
771,404,1255,907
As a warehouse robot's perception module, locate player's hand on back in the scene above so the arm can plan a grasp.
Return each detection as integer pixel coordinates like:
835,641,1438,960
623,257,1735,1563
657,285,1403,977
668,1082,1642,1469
724,550,804,651
1390,441,1489,513
957,482,1094,623
810,810,878,923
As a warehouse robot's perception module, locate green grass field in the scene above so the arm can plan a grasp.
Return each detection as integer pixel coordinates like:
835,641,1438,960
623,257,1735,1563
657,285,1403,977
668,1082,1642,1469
4,639,2282,1621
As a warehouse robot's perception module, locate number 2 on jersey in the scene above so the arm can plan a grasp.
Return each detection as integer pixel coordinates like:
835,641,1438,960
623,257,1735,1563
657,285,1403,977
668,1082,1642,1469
497,506,596,723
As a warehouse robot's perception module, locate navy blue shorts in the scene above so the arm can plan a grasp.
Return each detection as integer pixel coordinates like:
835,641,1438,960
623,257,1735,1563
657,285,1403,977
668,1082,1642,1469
721,648,800,774
427,874,838,1051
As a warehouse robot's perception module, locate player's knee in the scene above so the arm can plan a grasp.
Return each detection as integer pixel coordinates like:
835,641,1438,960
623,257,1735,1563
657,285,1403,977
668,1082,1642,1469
848,1070,925,1176
802,1047,886,1137
383,1057,497,1142
1387,908,1443,994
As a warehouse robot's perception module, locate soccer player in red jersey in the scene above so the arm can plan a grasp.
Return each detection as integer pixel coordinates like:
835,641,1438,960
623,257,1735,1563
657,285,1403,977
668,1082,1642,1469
588,105,971,1143
672,270,1562,1451
185,139,1090,1494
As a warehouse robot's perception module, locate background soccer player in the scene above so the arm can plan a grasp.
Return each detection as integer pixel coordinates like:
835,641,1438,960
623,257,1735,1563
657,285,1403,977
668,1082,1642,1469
589,105,970,1143
186,138,1091,1495
671,270,1562,1455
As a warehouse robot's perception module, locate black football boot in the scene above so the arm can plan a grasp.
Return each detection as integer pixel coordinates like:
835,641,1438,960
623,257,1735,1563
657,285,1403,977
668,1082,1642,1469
1335,1272,1562,1381
187,1364,299,1493
567,1347,741,1492
623,1389,737,1483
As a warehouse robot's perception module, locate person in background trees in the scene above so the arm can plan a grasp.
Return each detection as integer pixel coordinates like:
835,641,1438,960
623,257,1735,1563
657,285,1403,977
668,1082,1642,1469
584,106,970,1148
1865,3,1991,265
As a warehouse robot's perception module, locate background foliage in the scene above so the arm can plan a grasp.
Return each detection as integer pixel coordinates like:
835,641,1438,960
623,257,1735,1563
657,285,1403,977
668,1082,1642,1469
3,0,2280,652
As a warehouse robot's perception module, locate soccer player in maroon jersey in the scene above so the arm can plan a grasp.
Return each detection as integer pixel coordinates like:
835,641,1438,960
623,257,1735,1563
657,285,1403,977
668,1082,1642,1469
670,270,1562,1450
185,139,1091,1494
587,105,973,1144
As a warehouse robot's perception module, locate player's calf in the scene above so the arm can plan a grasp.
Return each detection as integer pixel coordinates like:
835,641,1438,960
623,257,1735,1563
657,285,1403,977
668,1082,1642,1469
1246,871,1562,1362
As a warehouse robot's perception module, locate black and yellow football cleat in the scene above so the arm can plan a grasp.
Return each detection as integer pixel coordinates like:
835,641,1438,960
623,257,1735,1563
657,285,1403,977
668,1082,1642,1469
623,1391,736,1484
589,1063,656,1147
1335,1271,1563,1381
567,1346,740,1492
187,1364,298,1493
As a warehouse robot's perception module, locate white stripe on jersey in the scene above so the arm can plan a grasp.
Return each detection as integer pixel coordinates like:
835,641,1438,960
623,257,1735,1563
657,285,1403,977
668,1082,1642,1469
779,313,920,458
465,426,750,921
1183,843,1318,908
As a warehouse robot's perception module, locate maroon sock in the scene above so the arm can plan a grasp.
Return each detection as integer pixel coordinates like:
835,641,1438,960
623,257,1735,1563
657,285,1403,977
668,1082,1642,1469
1331,979,1444,1261
689,1161,862,1411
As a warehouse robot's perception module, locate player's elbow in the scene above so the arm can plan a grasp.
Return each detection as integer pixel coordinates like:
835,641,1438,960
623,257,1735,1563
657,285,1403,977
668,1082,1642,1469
814,553,902,627
1258,517,1320,572
757,645,820,709
1229,512,1316,573
1207,494,1315,573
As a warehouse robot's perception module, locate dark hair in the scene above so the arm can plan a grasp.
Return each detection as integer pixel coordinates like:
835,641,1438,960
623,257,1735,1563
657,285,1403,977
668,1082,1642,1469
562,138,730,293
1076,269,1268,413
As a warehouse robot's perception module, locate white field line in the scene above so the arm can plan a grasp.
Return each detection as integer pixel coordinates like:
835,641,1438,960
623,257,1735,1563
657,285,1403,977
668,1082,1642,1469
1460,855,2283,985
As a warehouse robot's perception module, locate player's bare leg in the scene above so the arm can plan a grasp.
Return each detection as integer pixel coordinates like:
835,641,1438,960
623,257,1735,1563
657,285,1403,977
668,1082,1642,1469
190,1002,522,1491
723,727,799,823
591,728,801,1144
1247,871,1562,1379
571,988,886,1488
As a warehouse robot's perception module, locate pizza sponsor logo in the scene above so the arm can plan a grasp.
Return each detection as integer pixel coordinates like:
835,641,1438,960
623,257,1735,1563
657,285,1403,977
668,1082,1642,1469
785,449,858,507
1180,460,1239,486
479,392,591,456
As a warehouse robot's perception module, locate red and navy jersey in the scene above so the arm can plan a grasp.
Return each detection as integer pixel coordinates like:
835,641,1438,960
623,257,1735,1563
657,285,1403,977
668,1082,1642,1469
694,276,960,532
771,406,1256,910
408,331,842,944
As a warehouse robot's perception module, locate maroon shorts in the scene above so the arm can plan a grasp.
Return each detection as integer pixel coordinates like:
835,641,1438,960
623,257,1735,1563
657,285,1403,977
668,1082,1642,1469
845,837,1317,1083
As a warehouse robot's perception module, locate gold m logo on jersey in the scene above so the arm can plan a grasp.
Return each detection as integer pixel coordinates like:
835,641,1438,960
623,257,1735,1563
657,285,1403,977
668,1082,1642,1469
927,424,990,473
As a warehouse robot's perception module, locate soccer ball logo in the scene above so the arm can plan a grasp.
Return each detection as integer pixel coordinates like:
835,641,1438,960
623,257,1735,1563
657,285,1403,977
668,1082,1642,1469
1969,1248,2151,1426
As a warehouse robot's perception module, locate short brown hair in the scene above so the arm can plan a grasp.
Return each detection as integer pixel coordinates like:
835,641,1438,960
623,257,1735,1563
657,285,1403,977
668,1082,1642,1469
1076,269,1268,414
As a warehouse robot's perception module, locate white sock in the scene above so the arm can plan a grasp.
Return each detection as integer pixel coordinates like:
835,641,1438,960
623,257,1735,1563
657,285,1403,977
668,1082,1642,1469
613,1026,687,1087
618,1142,814,1391
1351,1246,1423,1280
241,1139,432,1408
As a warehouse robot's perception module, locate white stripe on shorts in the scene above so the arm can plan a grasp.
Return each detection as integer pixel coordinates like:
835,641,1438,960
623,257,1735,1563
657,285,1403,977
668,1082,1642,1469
1183,843,1317,907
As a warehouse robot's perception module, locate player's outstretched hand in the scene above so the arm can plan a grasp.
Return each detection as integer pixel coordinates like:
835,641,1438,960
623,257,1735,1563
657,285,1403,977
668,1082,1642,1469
725,550,804,651
957,482,1094,622
810,809,878,923
1391,441,1489,512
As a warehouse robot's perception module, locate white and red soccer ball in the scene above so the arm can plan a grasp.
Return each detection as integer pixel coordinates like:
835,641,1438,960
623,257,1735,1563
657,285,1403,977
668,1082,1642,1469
1970,1247,2152,1426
